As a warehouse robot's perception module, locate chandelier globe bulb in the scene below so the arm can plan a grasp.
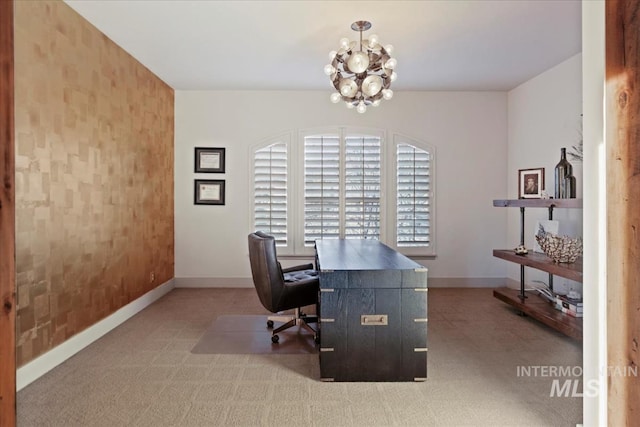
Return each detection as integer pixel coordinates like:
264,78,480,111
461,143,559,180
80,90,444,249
330,92,342,103
339,78,358,97
356,101,367,114
362,75,383,96
347,51,370,74
324,64,336,76
385,58,397,70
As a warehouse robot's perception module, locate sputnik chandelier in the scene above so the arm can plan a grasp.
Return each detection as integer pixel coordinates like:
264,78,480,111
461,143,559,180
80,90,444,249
324,20,397,113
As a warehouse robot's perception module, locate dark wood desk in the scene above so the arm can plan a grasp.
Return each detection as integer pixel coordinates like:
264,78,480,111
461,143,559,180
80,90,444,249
315,239,428,382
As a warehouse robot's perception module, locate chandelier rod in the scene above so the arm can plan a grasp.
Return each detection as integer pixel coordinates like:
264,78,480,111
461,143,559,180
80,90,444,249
351,20,371,52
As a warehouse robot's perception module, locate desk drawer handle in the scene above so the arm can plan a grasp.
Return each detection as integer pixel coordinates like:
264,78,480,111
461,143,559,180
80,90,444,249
361,314,388,326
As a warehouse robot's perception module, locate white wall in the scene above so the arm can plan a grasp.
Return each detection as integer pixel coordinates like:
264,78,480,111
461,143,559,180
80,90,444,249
174,91,508,285
506,54,583,294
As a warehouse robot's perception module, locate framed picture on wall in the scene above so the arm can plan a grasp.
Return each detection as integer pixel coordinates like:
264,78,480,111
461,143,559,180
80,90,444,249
194,179,225,205
518,167,545,199
195,147,225,173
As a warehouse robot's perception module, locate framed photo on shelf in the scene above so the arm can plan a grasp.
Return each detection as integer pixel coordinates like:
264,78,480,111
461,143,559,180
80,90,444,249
518,167,545,199
195,147,225,173
194,179,225,205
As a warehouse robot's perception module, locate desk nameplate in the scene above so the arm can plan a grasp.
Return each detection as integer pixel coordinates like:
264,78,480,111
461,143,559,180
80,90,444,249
361,314,388,326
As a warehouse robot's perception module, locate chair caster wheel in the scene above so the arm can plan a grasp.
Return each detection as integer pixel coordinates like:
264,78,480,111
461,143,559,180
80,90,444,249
271,335,279,343
267,320,274,328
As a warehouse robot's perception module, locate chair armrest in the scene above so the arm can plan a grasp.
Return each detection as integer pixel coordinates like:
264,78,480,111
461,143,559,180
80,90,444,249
281,263,314,273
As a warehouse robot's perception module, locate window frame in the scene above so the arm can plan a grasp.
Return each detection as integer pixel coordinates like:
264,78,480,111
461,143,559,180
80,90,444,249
250,128,435,258
390,133,437,257
250,132,294,255
295,127,387,256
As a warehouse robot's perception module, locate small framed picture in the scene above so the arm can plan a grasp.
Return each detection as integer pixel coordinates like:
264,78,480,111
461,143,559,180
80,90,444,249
194,179,225,205
195,147,225,173
518,168,545,199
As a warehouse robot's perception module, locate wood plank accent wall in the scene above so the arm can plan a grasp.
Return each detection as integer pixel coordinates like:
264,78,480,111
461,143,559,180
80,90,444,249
0,0,16,424
14,1,174,366
606,0,640,423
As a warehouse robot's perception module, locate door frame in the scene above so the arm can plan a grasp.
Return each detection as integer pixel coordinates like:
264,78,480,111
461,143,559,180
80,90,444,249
0,0,16,425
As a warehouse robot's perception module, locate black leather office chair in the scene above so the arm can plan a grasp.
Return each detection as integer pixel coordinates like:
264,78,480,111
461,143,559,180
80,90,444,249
248,231,319,343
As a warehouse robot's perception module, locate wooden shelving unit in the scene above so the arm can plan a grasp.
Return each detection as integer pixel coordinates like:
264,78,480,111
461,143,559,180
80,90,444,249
493,288,583,340
493,199,583,209
493,198,583,340
493,250,583,282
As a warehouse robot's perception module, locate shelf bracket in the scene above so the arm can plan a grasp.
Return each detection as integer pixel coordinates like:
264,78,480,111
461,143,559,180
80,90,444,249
519,207,527,299
548,205,554,292
519,207,525,245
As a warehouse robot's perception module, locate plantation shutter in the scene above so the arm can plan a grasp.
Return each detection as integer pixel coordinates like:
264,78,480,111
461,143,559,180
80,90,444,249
254,143,287,245
344,136,381,239
396,143,431,247
304,136,340,245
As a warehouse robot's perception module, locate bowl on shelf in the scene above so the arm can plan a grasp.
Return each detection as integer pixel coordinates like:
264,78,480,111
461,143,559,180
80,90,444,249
535,225,583,263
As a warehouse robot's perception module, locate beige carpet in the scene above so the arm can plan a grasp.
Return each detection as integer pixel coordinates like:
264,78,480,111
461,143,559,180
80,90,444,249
191,315,318,354
17,287,583,426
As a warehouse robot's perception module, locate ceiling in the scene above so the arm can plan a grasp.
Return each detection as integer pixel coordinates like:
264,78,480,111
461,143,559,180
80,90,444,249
63,0,582,92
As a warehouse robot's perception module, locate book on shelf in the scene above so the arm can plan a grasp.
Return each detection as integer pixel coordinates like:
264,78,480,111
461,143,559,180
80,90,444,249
555,293,583,304
555,295,583,312
554,303,583,318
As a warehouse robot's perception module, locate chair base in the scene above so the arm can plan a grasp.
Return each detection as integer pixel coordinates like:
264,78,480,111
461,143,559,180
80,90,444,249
267,308,318,343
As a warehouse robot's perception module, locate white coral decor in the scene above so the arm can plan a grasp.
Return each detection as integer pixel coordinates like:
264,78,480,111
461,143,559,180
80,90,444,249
535,224,583,263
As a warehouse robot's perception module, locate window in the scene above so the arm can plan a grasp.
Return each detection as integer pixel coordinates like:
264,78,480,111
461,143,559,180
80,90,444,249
252,128,435,256
303,134,381,246
344,136,381,240
303,135,340,244
253,141,288,246
396,143,431,248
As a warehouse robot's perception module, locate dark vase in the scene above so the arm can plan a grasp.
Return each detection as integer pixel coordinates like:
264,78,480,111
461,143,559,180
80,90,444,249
554,147,575,198
565,175,576,198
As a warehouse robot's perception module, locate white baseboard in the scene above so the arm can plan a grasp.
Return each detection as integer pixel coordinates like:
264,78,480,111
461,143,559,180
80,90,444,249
174,277,253,288
17,278,175,391
174,277,507,289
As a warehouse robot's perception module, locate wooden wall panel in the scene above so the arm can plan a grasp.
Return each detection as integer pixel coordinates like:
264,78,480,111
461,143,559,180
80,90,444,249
14,0,174,366
606,0,640,424
0,0,17,423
